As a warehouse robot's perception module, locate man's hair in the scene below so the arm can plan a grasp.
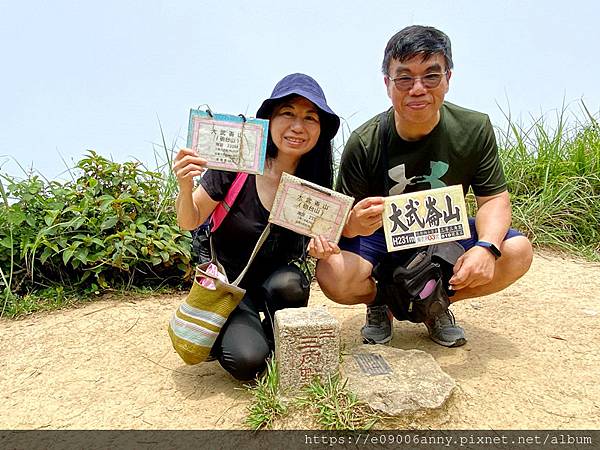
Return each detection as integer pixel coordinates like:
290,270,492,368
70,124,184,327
381,25,453,75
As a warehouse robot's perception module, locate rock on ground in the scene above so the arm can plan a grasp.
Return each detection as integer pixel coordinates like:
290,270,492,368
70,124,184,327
341,344,455,416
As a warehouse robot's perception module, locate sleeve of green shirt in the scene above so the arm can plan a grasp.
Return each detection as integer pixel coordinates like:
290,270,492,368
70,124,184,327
471,116,507,197
335,131,373,202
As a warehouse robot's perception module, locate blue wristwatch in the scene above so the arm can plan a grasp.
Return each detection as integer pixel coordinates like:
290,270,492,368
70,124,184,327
475,240,502,259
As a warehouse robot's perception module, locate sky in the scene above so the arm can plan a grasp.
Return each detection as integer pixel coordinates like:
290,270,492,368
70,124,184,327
1,0,599,181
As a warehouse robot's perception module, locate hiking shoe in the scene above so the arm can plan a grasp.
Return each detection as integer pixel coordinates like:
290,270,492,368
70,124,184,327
424,309,467,347
361,305,393,344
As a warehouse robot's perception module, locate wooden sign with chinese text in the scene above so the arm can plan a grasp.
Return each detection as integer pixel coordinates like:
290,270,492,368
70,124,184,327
187,109,268,174
382,185,470,252
269,172,354,243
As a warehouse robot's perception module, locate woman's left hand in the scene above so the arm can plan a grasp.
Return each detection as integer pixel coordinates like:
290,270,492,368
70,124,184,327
308,235,341,260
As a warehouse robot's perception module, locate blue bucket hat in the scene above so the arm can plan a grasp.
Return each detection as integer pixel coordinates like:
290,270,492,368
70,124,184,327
256,73,340,141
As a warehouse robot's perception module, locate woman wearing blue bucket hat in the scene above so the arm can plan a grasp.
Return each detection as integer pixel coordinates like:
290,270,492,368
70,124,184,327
173,73,340,380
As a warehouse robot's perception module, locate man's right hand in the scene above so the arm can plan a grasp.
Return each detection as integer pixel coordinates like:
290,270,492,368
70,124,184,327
343,196,385,238
172,148,208,192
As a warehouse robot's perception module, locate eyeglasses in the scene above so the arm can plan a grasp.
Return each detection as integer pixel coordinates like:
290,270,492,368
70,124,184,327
388,71,448,91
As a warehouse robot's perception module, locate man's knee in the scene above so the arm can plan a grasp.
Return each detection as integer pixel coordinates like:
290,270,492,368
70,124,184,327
315,256,349,301
316,253,375,304
501,235,533,280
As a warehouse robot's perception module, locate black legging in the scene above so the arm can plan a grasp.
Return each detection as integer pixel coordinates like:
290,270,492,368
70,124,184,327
210,265,310,381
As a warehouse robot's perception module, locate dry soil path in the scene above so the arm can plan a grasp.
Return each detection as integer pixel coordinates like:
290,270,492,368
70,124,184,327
1,251,599,429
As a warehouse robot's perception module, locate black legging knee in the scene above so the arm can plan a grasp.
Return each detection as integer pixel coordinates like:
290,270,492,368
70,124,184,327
217,300,271,381
215,265,310,381
261,265,310,321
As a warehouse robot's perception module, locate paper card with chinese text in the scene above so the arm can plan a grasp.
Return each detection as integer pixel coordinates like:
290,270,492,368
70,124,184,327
382,185,471,252
269,172,354,243
186,109,268,174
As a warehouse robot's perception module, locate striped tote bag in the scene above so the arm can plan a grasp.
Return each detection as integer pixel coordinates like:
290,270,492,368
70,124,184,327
168,225,271,365
168,261,245,365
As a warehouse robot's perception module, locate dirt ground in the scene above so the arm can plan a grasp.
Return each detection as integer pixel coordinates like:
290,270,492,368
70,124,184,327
1,250,599,430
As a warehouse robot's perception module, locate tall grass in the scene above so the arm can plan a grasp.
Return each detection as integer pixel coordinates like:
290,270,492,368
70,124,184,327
498,101,600,259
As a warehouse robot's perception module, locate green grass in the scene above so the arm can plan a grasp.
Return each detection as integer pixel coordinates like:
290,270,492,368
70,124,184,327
0,283,182,319
1,286,84,318
244,359,381,430
245,358,287,430
497,101,600,260
295,373,380,430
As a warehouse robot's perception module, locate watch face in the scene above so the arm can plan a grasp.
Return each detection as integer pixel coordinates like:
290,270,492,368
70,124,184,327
477,241,501,258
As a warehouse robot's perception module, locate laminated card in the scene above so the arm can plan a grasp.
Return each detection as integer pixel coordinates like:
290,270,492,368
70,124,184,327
382,185,471,252
269,172,354,243
187,109,268,174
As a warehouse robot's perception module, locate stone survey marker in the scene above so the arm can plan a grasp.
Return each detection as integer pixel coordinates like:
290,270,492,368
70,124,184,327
341,344,456,416
274,308,340,393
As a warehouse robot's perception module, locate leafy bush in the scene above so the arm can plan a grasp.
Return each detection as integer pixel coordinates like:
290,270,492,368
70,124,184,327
0,151,192,312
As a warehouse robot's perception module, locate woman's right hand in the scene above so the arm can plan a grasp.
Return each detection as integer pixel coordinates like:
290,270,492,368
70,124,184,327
172,148,208,192
308,235,341,260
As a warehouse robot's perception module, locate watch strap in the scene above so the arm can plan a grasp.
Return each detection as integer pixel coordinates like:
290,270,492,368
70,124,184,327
475,240,501,258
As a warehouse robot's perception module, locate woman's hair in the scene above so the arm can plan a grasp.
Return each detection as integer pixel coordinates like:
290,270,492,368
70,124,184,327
265,97,334,189
256,74,339,189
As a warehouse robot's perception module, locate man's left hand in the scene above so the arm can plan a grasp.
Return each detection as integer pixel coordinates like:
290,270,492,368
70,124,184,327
449,246,497,290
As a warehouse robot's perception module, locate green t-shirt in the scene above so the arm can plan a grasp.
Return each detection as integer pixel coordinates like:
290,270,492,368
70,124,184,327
336,101,506,201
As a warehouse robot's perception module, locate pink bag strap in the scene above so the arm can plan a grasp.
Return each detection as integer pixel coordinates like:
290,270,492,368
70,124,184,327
210,172,249,232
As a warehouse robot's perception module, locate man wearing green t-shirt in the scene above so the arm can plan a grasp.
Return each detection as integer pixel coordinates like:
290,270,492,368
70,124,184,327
316,25,533,347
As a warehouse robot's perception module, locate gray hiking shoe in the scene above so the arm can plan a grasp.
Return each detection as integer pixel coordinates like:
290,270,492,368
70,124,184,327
361,305,393,344
424,309,467,347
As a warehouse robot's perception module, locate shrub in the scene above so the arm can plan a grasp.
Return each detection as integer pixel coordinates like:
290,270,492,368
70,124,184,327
0,151,192,308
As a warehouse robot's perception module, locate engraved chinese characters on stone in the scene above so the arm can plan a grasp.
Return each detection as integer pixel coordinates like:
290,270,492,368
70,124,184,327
295,329,337,384
274,308,340,394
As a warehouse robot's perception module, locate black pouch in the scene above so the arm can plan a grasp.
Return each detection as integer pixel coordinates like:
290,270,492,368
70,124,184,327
191,221,211,264
373,242,464,323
